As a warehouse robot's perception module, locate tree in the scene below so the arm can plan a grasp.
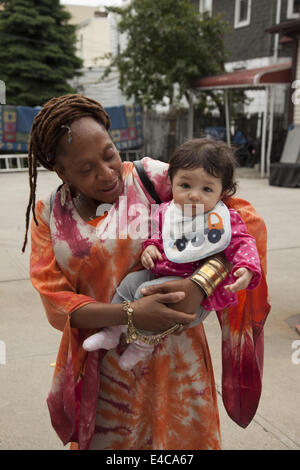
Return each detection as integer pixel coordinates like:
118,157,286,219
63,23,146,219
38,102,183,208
0,0,82,106
105,0,228,109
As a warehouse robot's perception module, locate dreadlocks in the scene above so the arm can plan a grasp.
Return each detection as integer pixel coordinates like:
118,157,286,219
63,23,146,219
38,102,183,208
22,94,111,252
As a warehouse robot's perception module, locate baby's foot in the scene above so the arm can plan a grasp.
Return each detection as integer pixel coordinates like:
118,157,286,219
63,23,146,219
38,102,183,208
118,342,154,370
83,326,123,351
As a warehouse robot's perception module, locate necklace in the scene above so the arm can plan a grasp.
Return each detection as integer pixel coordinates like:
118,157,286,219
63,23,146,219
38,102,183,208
73,192,100,221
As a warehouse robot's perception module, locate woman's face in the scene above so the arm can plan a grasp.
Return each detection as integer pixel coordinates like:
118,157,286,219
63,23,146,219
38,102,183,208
55,117,123,204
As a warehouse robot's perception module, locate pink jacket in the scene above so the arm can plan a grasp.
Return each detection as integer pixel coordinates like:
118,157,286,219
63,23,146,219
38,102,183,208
142,201,262,311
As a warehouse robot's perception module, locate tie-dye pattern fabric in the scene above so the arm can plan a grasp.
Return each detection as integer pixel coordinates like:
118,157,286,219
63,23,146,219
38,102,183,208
90,325,220,450
30,158,270,450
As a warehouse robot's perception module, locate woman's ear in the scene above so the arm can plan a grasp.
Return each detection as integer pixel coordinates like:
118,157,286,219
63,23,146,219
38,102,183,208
53,164,67,183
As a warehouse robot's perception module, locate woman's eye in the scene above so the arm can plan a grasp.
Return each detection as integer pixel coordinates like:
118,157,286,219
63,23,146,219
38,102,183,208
80,166,92,174
105,147,115,160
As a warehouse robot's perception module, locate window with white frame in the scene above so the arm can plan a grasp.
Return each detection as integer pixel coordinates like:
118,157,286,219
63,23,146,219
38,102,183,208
199,0,212,15
287,0,300,19
234,0,252,28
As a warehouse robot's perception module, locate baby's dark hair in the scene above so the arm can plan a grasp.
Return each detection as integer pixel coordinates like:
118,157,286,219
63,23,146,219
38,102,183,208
168,138,238,196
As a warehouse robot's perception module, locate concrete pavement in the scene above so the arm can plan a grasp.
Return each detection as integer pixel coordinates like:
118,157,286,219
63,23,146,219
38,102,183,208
0,167,299,450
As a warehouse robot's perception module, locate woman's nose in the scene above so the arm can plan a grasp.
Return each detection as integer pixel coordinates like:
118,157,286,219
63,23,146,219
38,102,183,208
96,163,115,181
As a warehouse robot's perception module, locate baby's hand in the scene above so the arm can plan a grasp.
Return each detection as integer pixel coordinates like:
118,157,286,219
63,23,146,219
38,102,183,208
141,245,163,270
224,267,253,293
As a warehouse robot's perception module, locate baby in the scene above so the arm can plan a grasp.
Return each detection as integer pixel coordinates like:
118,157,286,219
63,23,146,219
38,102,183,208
83,138,262,369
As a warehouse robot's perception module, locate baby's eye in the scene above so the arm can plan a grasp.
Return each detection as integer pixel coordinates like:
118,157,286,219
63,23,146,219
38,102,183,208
203,186,212,192
181,183,190,189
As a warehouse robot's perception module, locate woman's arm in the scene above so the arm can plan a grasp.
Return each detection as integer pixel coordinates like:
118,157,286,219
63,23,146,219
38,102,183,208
140,252,231,314
70,291,198,332
30,200,98,331
31,200,197,333
30,198,197,332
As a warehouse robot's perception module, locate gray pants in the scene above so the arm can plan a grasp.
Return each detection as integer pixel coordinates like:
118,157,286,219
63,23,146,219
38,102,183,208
112,270,210,334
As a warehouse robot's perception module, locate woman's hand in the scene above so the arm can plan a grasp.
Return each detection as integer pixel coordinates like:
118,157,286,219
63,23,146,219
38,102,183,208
70,293,197,331
131,291,198,333
138,279,205,336
140,278,205,315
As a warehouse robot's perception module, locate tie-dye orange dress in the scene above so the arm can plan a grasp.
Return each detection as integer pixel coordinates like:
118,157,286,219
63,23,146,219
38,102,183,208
30,158,270,450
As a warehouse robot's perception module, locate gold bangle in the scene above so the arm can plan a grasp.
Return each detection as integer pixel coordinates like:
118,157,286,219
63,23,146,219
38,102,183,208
190,257,229,297
122,300,182,346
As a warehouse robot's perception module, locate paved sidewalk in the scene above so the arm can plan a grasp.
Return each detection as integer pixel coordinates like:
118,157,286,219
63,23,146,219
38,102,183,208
0,168,299,450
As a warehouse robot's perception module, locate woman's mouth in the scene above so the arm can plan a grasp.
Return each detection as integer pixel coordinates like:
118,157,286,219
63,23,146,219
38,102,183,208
98,180,120,195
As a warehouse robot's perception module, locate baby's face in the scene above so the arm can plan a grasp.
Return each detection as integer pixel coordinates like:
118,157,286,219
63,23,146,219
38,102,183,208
172,167,223,216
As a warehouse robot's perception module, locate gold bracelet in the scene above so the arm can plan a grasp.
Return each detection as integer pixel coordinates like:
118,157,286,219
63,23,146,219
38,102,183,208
122,300,183,346
190,257,229,297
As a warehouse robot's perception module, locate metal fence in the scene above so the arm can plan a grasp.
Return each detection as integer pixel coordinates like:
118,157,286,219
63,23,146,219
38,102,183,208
0,150,143,173
120,150,142,161
0,154,31,172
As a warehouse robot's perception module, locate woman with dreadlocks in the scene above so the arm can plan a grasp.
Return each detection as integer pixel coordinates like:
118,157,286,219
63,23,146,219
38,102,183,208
24,94,270,450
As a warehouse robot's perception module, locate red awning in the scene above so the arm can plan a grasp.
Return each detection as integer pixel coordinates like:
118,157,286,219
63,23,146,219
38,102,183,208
265,18,300,35
192,61,292,90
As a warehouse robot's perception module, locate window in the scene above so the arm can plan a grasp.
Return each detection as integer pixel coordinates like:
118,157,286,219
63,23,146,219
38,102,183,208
234,0,252,28
199,0,212,15
287,0,300,19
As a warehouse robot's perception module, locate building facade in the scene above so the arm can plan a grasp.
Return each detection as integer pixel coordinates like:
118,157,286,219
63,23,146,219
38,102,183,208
209,0,298,116
64,4,131,107
65,5,111,68
213,0,297,63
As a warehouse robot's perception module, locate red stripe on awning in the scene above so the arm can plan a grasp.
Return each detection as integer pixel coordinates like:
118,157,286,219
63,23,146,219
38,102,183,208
192,61,292,90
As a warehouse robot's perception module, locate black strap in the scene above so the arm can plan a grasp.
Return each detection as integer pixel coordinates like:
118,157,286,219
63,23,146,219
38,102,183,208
133,160,162,204
50,184,63,213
